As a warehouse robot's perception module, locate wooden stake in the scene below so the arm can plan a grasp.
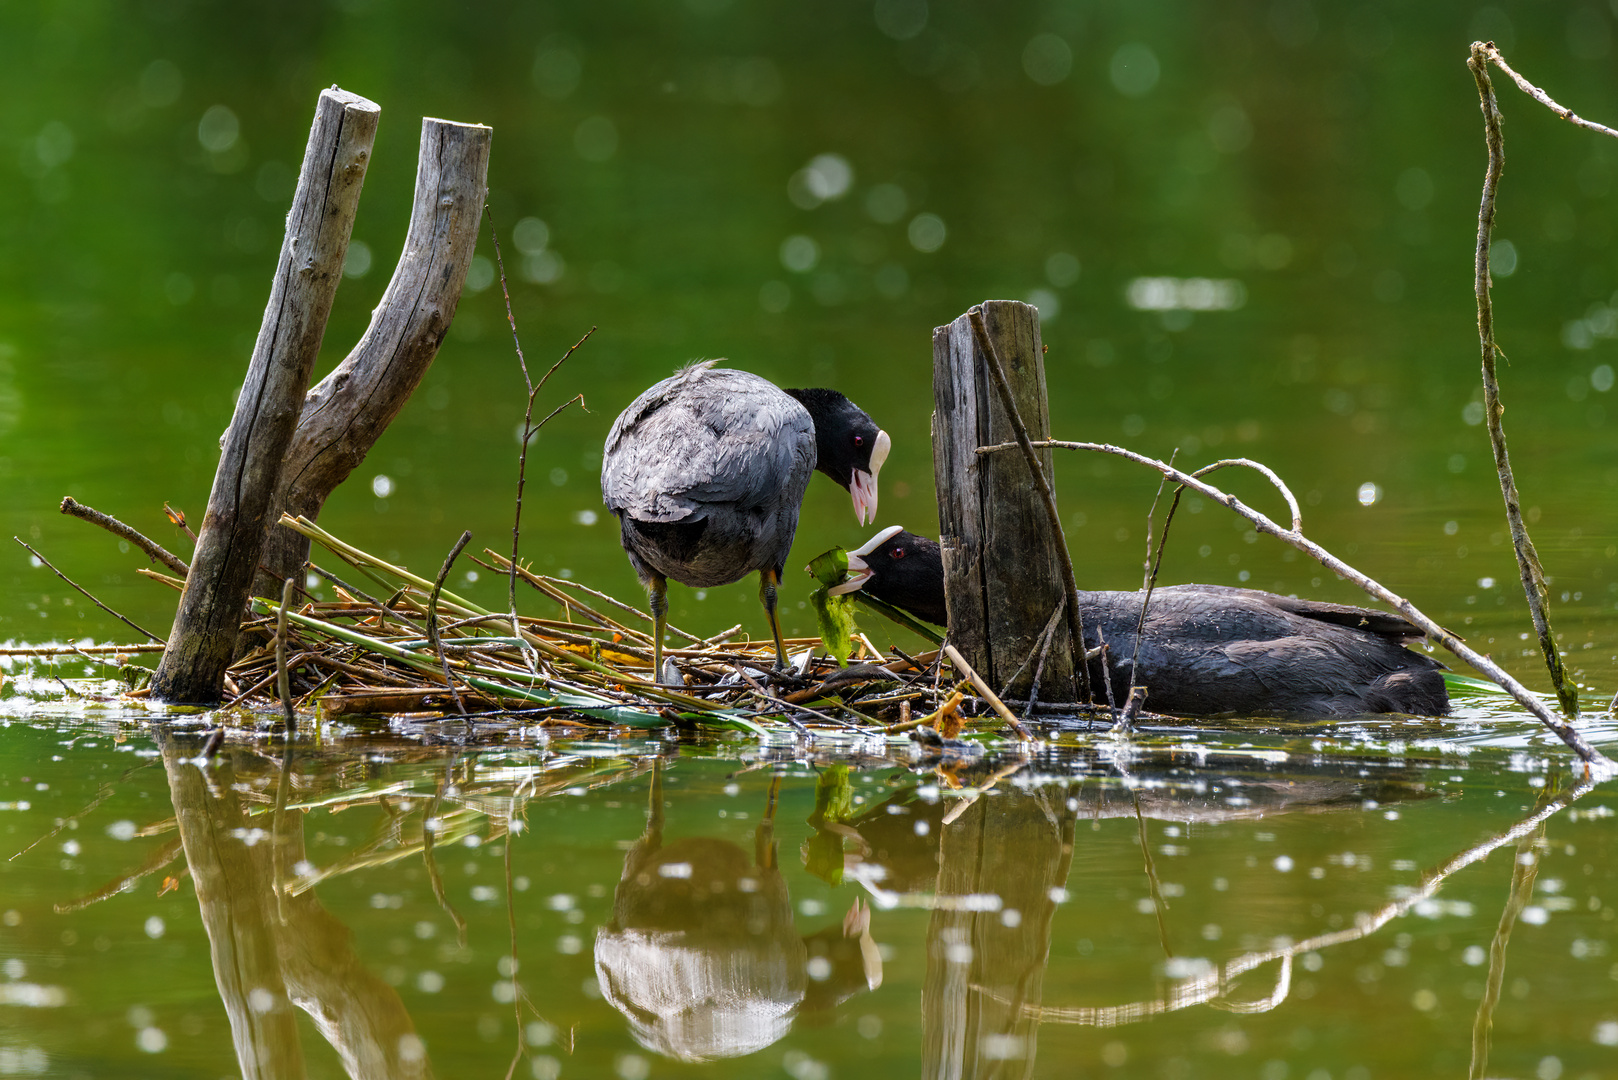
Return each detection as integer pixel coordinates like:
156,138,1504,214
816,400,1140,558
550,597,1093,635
932,301,1076,700
153,88,380,704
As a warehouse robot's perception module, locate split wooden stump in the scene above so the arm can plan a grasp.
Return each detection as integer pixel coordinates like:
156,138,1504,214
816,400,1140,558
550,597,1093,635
151,87,491,705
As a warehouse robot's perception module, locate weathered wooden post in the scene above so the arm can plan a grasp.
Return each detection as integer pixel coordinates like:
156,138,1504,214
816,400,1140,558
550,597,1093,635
932,300,1081,702
153,88,379,704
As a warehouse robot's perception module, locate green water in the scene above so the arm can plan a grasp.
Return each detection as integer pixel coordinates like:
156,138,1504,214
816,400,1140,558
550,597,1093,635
2,690,1618,1078
6,0,1618,1075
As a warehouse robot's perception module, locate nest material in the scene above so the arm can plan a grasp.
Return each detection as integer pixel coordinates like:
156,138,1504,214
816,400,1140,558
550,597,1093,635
200,517,1032,736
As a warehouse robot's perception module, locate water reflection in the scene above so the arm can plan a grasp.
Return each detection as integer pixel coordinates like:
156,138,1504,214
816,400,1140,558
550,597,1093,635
10,715,1613,1078
829,753,1444,1076
596,764,880,1062
158,733,432,1078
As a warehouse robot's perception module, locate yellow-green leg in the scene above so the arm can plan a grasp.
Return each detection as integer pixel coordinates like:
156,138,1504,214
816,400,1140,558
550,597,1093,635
758,568,788,670
646,573,669,680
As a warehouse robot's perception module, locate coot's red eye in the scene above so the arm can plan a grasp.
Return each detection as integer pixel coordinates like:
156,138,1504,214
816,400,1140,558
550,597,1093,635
892,547,905,559
853,434,864,447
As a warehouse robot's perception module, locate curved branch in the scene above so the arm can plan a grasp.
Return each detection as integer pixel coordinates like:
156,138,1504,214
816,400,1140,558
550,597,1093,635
1190,458,1302,533
978,438,1614,771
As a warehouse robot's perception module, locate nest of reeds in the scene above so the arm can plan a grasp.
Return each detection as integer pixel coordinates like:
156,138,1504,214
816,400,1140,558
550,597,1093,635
144,515,1074,739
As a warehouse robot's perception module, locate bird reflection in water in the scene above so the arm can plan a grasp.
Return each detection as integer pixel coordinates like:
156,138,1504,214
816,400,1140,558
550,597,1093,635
594,765,882,1062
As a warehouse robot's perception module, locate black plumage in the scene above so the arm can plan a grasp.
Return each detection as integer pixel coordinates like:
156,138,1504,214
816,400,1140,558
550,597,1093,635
832,527,1449,717
602,361,890,673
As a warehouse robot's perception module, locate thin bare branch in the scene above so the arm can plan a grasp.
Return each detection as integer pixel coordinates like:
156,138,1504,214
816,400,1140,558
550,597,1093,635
14,537,163,644
59,497,190,577
1475,40,1618,139
1190,458,1302,532
977,438,1614,771
1468,42,1579,717
429,530,474,716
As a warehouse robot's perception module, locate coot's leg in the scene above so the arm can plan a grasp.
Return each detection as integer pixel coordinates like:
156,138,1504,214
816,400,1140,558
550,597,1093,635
646,573,669,678
759,568,788,669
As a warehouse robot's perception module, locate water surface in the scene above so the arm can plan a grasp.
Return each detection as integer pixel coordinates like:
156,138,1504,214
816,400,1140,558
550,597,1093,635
3,680,1617,1078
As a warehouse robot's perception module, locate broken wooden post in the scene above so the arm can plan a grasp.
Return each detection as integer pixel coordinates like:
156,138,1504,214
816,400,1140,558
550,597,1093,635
152,87,380,704
252,117,492,600
932,300,1077,701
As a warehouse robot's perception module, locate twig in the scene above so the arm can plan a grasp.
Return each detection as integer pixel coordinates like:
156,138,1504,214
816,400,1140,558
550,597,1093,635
1024,598,1064,719
1475,41,1618,140
304,562,384,607
977,437,1614,770
490,211,596,641
276,577,296,730
0,644,163,657
1468,42,1579,718
1094,626,1117,715
508,386,588,626
13,538,163,644
429,531,474,716
996,597,1063,707
1190,458,1302,532
1468,804,1546,1078
966,306,1091,702
59,497,189,577
163,502,196,544
1110,686,1149,734
943,642,1033,741
502,819,527,1080
1126,453,1179,711
423,768,469,947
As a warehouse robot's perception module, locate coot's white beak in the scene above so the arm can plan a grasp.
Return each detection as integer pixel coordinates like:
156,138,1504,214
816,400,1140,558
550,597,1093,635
828,525,902,597
849,429,891,526
827,554,871,596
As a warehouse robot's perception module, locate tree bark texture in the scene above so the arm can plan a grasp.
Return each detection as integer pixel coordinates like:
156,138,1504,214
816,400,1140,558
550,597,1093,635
253,117,492,600
932,301,1074,700
153,87,379,704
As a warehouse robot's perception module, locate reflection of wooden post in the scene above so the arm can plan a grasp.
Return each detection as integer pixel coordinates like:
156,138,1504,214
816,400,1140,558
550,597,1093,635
253,117,492,600
153,88,379,704
162,739,308,1079
921,790,1075,1078
932,301,1074,699
161,736,433,1078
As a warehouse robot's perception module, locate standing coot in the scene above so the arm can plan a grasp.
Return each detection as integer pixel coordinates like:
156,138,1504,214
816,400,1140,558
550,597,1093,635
831,527,1449,717
602,361,890,674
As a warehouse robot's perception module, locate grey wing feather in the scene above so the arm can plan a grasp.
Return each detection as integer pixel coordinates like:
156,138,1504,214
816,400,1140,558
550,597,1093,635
601,365,815,522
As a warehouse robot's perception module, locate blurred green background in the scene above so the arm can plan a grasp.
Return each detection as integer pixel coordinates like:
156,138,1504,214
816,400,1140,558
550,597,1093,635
4,0,1618,693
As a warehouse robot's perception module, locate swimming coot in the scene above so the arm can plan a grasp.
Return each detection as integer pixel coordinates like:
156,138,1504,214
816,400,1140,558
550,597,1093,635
831,527,1449,717
602,361,891,673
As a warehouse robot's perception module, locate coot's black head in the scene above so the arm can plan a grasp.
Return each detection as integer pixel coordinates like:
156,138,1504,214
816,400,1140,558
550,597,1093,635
828,526,947,626
783,388,890,526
